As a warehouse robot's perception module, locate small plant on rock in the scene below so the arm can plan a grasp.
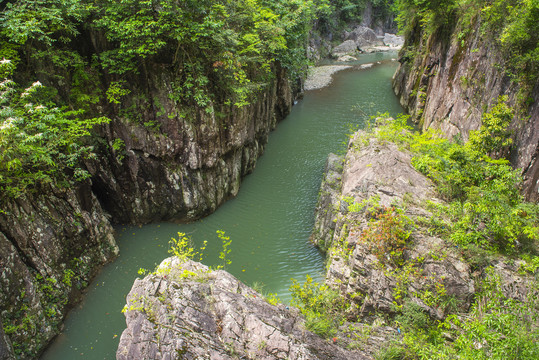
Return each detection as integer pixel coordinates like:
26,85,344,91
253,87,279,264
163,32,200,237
359,206,413,267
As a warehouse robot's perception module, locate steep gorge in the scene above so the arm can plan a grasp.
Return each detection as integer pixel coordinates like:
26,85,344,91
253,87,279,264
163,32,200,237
0,3,296,356
0,61,294,358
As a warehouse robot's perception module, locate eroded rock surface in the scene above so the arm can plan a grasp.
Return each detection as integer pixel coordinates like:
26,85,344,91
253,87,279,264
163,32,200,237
393,20,539,201
0,183,118,358
89,64,294,224
117,259,367,360
0,314,14,360
313,132,475,318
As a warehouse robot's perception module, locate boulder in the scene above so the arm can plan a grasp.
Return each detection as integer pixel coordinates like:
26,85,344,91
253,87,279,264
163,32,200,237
331,40,358,57
383,33,404,48
117,259,367,360
337,55,358,62
344,26,384,48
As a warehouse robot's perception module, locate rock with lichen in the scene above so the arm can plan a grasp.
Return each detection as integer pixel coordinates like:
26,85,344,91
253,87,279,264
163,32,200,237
117,258,367,360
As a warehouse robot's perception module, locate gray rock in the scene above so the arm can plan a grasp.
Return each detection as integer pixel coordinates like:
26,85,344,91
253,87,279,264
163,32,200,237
88,62,294,224
392,19,539,201
337,55,358,62
0,313,14,360
117,259,367,360
0,183,118,358
331,40,358,56
304,66,352,91
344,26,385,49
311,153,344,251
313,133,475,318
383,33,404,48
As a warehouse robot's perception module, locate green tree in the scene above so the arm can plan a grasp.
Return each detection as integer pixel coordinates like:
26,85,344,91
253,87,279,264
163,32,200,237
0,59,108,198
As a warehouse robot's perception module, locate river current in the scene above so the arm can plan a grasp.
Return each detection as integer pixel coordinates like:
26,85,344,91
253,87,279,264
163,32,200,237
42,51,402,359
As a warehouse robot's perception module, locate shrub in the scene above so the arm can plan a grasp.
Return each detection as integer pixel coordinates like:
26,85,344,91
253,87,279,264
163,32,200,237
290,275,348,338
359,206,413,267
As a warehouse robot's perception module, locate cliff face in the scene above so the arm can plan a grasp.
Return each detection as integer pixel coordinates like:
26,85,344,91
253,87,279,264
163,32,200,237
392,22,539,201
88,64,293,224
310,128,537,355
0,183,117,358
313,134,475,319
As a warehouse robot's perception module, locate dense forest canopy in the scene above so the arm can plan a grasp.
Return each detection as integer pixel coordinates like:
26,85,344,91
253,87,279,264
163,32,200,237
0,0,333,199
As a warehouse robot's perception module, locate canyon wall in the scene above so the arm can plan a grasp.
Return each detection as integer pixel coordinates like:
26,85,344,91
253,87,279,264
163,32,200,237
392,22,539,201
0,183,117,358
87,63,293,224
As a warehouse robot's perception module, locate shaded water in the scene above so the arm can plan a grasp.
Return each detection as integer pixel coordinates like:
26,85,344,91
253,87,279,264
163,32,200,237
42,52,402,359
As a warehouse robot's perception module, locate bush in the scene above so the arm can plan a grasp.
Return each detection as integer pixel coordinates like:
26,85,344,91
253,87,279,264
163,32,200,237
290,275,348,338
0,60,109,198
369,113,539,253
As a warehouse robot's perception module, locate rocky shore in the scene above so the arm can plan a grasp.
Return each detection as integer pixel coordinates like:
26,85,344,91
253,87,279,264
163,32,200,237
304,65,352,90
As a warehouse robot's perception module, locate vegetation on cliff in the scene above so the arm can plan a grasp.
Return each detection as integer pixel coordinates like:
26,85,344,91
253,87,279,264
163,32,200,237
302,113,538,359
394,0,538,103
0,0,331,201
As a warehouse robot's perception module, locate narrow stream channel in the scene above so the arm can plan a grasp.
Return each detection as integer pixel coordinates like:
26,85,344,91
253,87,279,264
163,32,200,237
42,52,403,359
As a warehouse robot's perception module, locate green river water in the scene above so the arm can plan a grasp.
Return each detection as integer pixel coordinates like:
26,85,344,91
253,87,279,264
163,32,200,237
41,52,402,359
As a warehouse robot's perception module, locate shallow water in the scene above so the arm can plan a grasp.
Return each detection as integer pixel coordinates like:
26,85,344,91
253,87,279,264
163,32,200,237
41,51,402,359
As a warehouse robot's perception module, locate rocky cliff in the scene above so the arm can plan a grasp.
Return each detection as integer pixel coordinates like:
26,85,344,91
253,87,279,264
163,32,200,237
88,63,293,224
311,126,538,356
117,258,366,360
0,63,294,358
313,133,475,319
392,21,539,201
0,183,118,358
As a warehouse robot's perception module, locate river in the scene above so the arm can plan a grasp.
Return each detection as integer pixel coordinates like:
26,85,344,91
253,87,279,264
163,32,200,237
41,51,403,359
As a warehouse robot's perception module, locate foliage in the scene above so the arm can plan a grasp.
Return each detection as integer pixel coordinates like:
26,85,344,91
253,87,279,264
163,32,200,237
168,232,199,262
216,230,232,270
394,0,458,38
483,0,539,91
290,275,348,338
467,96,513,156
106,81,131,105
92,0,326,108
168,231,231,269
0,60,109,198
0,0,87,47
359,205,413,267
396,0,538,103
396,268,539,359
367,114,539,253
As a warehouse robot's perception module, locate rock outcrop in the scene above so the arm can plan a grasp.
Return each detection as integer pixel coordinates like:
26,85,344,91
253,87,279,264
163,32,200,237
0,183,118,358
1,61,294,358
313,133,475,319
89,63,294,224
117,259,367,360
0,314,14,360
392,21,539,201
